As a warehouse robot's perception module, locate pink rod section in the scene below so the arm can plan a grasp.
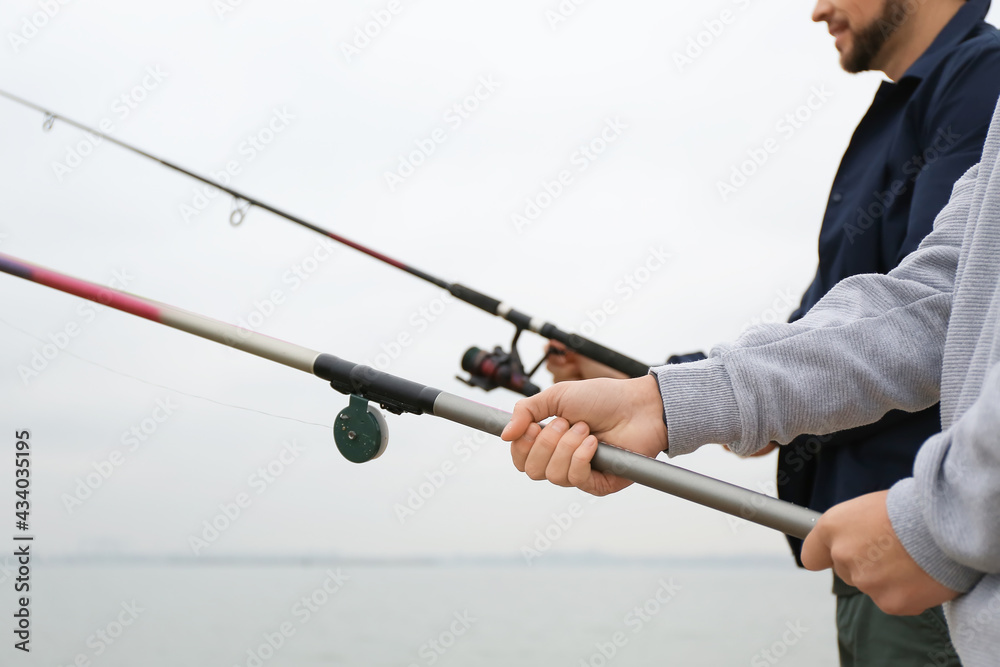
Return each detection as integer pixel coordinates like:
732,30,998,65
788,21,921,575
0,252,320,374
5,256,164,322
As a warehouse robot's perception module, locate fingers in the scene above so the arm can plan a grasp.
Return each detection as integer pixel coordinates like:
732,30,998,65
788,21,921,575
501,387,563,442
514,418,596,490
576,355,629,380
801,493,962,616
748,442,778,458
802,507,859,590
544,421,591,487
546,348,582,383
510,422,541,472
522,417,570,480
800,520,835,572
567,435,599,488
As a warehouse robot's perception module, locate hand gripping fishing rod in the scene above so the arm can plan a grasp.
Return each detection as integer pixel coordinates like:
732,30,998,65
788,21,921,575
0,89,651,396
0,252,819,539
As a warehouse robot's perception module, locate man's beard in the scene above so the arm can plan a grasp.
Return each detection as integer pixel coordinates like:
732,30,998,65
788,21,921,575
842,0,907,73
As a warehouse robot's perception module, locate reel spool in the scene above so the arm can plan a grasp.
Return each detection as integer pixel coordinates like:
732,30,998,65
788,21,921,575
334,395,389,463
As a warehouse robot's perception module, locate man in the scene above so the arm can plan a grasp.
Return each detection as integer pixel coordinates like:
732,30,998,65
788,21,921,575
500,107,1000,664
547,0,1000,662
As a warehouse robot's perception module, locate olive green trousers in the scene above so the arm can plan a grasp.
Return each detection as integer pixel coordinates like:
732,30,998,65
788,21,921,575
835,575,961,667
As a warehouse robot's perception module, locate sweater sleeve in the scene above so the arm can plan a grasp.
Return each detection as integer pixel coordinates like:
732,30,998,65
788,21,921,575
653,163,979,456
886,360,1000,591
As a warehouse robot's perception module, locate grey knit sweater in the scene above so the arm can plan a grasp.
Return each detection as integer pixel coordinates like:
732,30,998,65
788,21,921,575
653,100,1000,664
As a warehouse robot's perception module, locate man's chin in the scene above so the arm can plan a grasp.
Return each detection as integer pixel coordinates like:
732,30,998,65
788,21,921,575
839,47,868,74
835,38,853,64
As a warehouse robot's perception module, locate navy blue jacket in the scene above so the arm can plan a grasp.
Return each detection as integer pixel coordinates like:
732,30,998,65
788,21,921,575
670,0,1000,564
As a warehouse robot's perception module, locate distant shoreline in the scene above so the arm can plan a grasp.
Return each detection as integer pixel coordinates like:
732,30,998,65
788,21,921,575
32,553,797,569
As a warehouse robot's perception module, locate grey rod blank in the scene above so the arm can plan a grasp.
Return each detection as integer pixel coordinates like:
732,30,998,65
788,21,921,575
431,392,820,539
0,251,818,539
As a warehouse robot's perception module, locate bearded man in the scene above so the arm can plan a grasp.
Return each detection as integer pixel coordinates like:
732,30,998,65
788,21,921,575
545,1,1000,664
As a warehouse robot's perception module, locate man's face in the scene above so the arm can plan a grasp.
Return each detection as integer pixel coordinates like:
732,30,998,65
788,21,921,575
812,0,906,73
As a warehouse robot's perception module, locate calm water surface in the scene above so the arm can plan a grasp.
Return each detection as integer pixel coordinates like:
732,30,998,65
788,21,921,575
23,561,837,666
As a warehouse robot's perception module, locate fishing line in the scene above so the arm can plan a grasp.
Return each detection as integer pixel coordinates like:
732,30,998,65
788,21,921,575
0,251,819,539
0,317,329,429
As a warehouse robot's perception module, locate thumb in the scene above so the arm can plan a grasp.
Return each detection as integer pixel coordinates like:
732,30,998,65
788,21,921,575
501,385,565,441
800,522,834,572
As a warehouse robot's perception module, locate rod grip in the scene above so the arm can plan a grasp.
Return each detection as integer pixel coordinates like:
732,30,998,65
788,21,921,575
590,443,819,539
431,392,819,539
540,325,650,378
449,283,503,315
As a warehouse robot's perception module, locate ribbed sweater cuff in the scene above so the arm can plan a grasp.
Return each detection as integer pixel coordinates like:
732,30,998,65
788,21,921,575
887,478,983,593
651,357,742,457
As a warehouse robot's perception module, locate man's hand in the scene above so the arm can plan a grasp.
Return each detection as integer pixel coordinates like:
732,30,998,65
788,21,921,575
546,341,630,383
801,491,961,615
500,375,668,496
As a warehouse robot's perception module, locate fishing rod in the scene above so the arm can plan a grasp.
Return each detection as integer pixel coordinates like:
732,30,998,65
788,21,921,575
0,252,818,539
0,89,651,396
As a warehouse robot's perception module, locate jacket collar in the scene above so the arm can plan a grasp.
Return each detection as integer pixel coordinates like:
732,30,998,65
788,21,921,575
901,0,992,81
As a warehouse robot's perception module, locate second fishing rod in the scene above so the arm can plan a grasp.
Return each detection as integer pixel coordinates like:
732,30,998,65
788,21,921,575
0,89,651,395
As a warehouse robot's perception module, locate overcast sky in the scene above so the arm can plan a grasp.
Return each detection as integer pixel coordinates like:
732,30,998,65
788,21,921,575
3,0,997,560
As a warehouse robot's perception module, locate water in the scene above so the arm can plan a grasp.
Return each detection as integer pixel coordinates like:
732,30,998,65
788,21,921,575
21,560,837,666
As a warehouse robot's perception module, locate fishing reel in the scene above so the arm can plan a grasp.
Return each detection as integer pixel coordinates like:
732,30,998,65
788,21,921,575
458,328,547,397
333,394,389,464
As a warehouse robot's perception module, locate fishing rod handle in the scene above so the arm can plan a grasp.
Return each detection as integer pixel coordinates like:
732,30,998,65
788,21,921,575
311,352,817,539
540,325,651,378
430,393,819,539
448,283,650,378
